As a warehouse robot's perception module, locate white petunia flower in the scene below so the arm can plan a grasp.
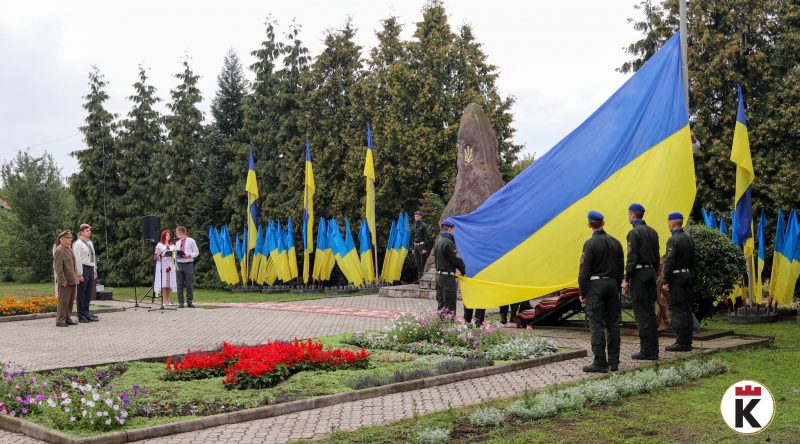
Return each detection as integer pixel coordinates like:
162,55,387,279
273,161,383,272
105,419,111,425
71,381,78,389
105,398,113,407
70,416,76,422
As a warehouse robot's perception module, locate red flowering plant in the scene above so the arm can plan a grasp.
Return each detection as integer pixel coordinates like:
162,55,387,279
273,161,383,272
163,342,239,381
164,340,369,390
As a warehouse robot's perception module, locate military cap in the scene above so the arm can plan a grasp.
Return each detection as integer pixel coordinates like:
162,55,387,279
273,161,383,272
587,211,604,222
414,210,423,216
667,212,684,221
441,218,456,228
79,223,92,232
628,203,645,212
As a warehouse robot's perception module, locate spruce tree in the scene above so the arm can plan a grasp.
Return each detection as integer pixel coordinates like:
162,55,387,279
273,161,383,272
70,66,119,269
112,66,164,285
211,49,248,140
300,20,364,220
164,58,203,230
193,50,249,287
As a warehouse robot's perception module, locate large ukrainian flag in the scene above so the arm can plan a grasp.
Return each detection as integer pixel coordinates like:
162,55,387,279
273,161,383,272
774,211,799,306
768,209,786,302
454,33,695,308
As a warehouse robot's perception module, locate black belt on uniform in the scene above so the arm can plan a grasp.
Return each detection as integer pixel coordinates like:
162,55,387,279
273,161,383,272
436,271,455,275
414,242,426,246
672,268,690,274
634,264,653,269
589,276,614,280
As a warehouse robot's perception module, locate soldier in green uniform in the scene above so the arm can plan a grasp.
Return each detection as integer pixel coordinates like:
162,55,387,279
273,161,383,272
661,212,696,352
433,218,465,318
579,211,624,373
621,203,660,360
412,210,432,282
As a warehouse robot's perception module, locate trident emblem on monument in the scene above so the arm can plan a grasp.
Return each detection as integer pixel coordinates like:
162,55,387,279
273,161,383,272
464,144,474,164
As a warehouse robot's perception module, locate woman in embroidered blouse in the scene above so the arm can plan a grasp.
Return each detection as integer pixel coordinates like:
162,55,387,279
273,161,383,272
153,230,177,308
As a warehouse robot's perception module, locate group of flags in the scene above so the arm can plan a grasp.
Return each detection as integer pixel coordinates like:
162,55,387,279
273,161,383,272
703,207,800,307
209,125,414,288
379,213,411,284
698,85,800,307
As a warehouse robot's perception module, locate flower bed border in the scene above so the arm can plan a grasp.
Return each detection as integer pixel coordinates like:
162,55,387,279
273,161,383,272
0,306,125,323
0,349,586,443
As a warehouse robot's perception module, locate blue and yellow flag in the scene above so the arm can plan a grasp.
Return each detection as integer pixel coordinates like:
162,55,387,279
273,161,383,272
380,219,397,283
730,85,755,257
246,149,259,252
220,225,239,285
303,140,315,284
774,211,799,306
208,226,226,283
452,33,695,308
249,225,264,281
364,124,377,247
358,220,374,285
768,209,786,302
286,217,298,280
312,218,329,281
719,216,728,235
755,209,767,303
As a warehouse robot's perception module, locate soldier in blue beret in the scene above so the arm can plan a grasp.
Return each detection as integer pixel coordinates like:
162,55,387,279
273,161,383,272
661,212,696,352
433,218,466,321
578,210,624,373
622,203,661,361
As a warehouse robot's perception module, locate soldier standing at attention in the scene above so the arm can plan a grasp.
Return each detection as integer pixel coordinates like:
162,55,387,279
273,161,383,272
578,211,624,373
661,212,696,352
621,203,661,360
433,218,465,319
412,210,431,282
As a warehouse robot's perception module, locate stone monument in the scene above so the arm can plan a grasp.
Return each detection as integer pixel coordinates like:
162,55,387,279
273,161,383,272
380,103,506,299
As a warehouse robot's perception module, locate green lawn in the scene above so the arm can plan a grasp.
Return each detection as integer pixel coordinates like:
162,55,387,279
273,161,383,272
309,315,800,444
0,282,365,304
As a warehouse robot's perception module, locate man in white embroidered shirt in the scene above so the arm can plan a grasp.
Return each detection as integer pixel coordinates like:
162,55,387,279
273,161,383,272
73,223,99,322
175,226,199,308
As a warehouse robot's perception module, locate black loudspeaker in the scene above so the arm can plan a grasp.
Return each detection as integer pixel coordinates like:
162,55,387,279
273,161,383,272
142,215,160,243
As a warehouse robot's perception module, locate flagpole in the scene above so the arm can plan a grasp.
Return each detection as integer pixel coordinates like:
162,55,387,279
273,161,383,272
372,182,379,287
679,0,689,108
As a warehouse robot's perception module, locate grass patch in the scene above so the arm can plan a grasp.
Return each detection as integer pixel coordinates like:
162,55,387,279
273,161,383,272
307,315,800,443
0,282,364,303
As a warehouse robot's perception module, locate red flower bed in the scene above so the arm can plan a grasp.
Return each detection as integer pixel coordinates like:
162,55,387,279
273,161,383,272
164,340,369,389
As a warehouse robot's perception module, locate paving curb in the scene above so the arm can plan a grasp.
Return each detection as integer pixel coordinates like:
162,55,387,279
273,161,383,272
0,307,125,323
0,349,586,443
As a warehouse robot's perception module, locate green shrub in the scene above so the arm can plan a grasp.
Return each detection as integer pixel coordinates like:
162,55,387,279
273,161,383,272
687,225,746,320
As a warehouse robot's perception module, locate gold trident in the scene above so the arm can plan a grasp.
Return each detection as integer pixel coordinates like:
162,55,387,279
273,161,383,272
464,144,474,164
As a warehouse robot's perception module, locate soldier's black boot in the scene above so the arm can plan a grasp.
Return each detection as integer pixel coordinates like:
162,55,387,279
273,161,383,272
582,363,609,373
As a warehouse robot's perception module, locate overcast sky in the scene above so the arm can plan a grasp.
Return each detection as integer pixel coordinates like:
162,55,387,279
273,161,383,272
0,0,645,181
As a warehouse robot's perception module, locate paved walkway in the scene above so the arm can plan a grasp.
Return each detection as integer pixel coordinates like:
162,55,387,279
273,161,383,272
0,295,767,444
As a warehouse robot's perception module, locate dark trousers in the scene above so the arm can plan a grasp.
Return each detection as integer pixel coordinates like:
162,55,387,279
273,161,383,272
413,245,429,280
499,304,520,323
668,274,693,347
176,262,194,305
463,308,485,326
75,265,95,320
435,274,458,317
630,268,659,356
586,278,621,367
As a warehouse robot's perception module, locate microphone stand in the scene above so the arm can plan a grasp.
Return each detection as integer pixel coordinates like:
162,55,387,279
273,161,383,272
127,240,157,310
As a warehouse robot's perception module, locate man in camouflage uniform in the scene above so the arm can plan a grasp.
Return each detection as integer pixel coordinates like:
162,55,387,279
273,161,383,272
661,212,696,352
621,203,660,360
433,218,465,319
578,211,624,373
412,210,432,282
